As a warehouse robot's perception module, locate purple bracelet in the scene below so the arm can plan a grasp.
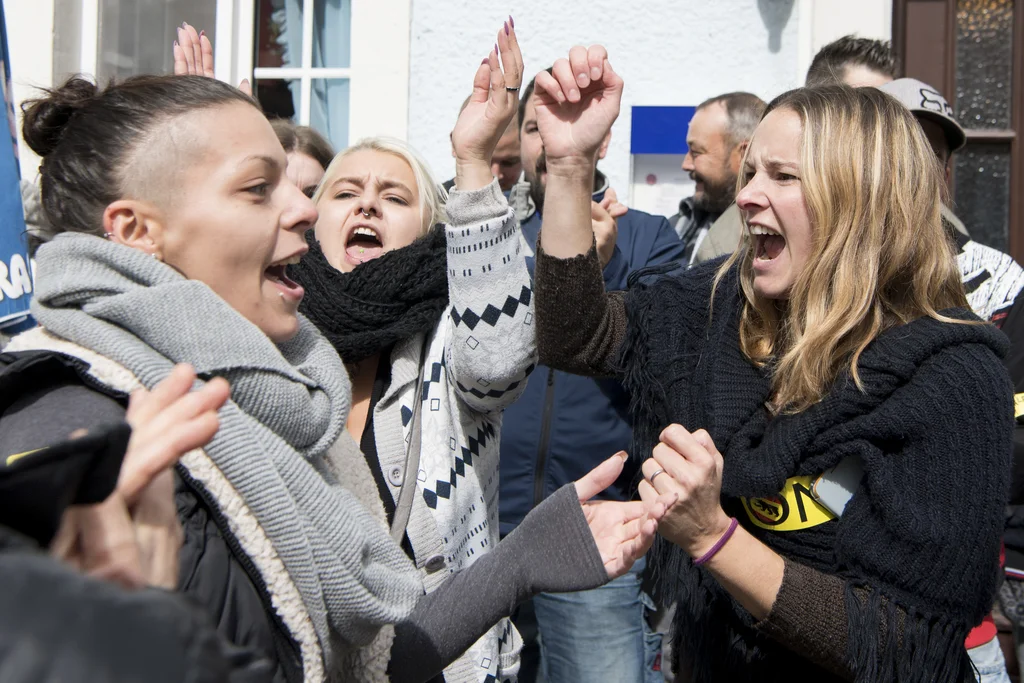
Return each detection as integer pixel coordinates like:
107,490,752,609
692,517,739,566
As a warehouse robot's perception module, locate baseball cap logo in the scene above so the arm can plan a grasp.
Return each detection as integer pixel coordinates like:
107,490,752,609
919,87,955,118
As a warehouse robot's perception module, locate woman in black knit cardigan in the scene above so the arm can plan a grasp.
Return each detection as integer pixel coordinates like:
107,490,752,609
530,45,1013,682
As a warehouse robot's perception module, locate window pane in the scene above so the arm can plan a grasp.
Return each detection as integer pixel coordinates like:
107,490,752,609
98,0,216,80
255,79,299,122
310,79,349,150
312,0,351,68
954,143,1012,251
52,0,83,82
955,0,1014,129
256,0,303,68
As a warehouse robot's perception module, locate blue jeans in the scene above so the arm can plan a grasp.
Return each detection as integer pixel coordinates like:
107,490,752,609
520,557,663,683
968,637,1011,683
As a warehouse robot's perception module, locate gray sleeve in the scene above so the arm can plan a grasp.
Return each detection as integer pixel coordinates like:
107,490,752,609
387,484,608,682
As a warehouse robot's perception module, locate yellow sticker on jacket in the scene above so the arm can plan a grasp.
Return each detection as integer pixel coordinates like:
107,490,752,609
5,447,45,467
1014,393,1024,420
740,475,837,531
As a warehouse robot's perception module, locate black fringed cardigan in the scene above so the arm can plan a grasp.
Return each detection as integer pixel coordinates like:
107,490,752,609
534,244,1014,683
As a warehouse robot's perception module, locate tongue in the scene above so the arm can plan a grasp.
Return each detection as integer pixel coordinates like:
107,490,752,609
347,244,384,263
763,235,785,260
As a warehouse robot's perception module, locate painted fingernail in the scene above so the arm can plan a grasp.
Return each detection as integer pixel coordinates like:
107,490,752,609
173,40,179,48
495,43,499,55
504,21,509,35
509,15,514,28
181,21,187,28
482,58,488,65
199,30,205,38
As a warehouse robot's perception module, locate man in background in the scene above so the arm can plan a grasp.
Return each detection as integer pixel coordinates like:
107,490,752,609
670,92,764,263
443,95,522,193
500,70,685,683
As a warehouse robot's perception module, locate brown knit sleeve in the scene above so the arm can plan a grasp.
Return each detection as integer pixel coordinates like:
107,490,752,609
755,559,917,681
534,239,627,378
755,559,854,680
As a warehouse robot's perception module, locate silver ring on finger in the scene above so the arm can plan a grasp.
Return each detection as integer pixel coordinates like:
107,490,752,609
649,468,666,486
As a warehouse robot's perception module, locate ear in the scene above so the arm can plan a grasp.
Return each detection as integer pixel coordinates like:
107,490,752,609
729,140,749,172
597,130,613,161
102,200,166,260
450,131,457,158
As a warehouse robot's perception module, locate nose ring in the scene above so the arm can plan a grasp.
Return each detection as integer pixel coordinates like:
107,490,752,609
361,209,371,218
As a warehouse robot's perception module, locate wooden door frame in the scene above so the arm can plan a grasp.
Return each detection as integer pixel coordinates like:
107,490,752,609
893,0,1024,262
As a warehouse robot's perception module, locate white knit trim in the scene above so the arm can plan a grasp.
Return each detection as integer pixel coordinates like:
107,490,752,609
7,326,326,682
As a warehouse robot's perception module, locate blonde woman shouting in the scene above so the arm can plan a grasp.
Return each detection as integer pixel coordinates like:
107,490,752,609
532,45,1012,682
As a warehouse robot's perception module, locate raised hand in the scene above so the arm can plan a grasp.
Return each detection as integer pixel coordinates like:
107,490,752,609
575,452,677,578
173,22,253,96
592,187,627,268
533,45,623,167
450,18,523,191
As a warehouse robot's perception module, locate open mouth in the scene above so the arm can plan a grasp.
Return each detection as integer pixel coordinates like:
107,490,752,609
346,226,384,264
751,225,785,262
265,254,305,302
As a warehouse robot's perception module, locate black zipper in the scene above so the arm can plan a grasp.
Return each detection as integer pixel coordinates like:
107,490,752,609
177,465,304,683
532,369,557,507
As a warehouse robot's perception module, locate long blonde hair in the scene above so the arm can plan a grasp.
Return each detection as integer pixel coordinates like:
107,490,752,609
313,136,445,234
714,85,969,413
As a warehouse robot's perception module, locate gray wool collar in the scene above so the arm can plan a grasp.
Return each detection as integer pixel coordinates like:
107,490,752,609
31,232,422,662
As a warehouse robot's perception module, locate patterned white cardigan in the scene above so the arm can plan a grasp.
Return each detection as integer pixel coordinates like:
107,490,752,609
371,179,536,682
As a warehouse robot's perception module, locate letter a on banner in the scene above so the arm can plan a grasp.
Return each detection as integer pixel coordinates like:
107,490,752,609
0,0,32,331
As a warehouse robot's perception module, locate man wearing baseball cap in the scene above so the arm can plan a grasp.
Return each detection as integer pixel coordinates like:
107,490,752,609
883,76,1024,683
879,77,1024,331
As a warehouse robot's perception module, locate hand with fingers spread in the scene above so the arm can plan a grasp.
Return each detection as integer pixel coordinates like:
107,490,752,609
51,364,230,589
533,45,623,169
173,21,252,96
592,186,627,268
638,424,733,560
450,17,524,192
575,452,677,579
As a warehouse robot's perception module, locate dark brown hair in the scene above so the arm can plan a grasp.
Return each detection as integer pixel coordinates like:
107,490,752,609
270,119,335,170
805,35,899,86
22,74,257,243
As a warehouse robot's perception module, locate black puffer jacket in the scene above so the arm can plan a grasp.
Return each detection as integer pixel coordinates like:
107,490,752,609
174,468,301,682
0,350,286,682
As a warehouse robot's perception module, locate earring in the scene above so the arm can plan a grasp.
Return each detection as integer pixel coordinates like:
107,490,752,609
103,232,114,239
152,252,162,261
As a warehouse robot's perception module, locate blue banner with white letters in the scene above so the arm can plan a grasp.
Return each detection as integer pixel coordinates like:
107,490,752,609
0,0,32,330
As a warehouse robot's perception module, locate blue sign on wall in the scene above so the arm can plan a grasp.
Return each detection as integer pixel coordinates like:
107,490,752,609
630,106,696,155
0,0,32,330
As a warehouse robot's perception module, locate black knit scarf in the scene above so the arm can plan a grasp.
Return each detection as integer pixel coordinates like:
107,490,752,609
291,226,449,364
621,261,1012,683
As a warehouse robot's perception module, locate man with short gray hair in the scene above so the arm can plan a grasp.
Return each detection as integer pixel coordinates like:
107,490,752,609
670,92,766,263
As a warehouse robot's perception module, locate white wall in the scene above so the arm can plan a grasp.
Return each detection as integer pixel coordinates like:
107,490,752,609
798,0,893,79
408,0,805,201
7,0,55,181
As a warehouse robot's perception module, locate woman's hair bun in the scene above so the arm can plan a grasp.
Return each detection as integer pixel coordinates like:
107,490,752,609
21,76,99,157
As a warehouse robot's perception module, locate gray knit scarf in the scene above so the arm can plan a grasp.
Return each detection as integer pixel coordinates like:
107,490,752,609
30,232,422,664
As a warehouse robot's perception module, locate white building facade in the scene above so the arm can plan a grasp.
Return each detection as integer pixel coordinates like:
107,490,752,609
7,0,892,212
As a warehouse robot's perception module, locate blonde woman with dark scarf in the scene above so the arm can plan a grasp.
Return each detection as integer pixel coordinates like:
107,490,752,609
532,45,1013,683
7,27,673,683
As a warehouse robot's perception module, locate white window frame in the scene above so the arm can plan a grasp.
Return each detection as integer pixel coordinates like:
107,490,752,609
39,0,412,154
221,0,412,143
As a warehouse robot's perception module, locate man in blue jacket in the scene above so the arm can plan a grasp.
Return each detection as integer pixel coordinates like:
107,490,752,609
501,71,686,683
